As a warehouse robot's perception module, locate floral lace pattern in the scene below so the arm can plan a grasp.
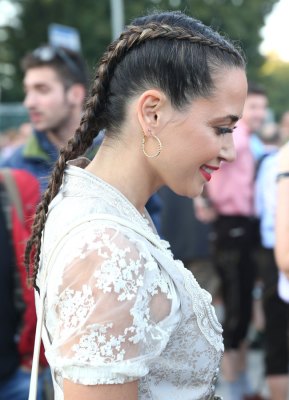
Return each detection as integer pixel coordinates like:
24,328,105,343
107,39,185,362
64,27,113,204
38,160,224,400
58,286,94,335
45,225,173,368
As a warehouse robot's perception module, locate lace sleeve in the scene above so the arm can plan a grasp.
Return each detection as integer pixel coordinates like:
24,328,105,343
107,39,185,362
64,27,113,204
45,223,176,385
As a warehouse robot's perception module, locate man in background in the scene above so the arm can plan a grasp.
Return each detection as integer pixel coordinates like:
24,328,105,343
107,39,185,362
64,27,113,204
0,46,88,399
0,45,88,192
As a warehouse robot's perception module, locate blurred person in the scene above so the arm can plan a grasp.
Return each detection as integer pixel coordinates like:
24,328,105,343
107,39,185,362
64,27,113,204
159,186,220,298
250,111,289,166
255,123,289,400
253,122,281,181
279,110,289,143
275,121,289,299
275,140,289,279
275,141,289,317
25,11,247,400
0,128,19,160
0,169,46,400
250,109,274,162
0,123,32,161
258,121,279,147
0,46,88,400
196,83,268,400
0,46,89,193
18,122,33,142
250,121,281,349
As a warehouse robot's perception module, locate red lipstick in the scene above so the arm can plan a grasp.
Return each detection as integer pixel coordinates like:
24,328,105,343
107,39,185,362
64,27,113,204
200,164,219,182
200,168,212,181
203,164,219,171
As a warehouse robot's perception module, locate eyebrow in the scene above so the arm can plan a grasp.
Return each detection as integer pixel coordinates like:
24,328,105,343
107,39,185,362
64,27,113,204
212,114,240,124
220,114,241,122
226,114,240,122
23,83,50,90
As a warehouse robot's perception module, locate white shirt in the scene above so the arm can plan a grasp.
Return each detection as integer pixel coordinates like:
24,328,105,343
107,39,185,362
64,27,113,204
36,158,223,400
255,152,278,248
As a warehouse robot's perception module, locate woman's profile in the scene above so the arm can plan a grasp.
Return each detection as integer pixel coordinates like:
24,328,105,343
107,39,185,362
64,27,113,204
26,11,247,400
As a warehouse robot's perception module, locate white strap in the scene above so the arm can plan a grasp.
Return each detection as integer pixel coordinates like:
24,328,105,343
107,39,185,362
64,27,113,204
29,213,163,399
28,291,43,400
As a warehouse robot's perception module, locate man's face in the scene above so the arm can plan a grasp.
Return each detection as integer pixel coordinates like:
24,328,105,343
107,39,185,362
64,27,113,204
242,93,268,133
23,66,75,133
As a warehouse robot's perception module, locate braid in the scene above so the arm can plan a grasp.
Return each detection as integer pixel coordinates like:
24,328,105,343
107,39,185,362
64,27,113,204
25,19,243,290
122,23,239,55
98,23,239,88
25,60,107,289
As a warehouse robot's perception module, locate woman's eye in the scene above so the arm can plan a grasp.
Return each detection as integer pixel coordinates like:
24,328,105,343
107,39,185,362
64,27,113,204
215,126,236,135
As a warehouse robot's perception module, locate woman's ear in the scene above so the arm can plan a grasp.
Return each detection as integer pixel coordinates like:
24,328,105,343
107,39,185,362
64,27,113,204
137,89,168,133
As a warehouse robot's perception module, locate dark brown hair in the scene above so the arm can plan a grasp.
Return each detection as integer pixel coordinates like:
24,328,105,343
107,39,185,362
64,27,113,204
21,46,89,90
25,11,246,292
247,81,267,97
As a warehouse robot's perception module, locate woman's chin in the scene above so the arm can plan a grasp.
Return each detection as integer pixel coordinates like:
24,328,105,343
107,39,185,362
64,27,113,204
174,183,205,199
190,182,206,198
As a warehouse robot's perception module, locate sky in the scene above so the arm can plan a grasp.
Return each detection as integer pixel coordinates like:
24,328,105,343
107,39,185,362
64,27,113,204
0,1,18,27
260,0,289,62
1,0,289,62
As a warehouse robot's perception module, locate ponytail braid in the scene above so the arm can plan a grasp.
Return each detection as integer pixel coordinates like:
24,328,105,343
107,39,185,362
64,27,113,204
25,15,245,290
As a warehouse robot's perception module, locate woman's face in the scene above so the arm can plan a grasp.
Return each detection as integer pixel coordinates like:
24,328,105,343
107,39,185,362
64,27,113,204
154,67,247,198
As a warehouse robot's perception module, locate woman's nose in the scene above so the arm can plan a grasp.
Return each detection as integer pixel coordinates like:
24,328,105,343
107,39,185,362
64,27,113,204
219,134,236,163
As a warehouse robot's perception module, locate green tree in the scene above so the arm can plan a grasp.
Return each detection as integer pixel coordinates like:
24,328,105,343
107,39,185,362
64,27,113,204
260,53,289,120
0,0,279,102
1,0,112,100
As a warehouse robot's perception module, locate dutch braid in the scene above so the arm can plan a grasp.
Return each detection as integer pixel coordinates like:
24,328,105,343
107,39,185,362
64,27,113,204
120,23,239,55
25,21,243,290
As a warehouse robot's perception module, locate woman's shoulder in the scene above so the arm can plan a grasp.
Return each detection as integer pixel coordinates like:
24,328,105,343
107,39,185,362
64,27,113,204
42,214,157,278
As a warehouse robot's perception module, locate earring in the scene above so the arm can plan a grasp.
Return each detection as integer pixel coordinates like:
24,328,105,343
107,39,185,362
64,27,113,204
142,130,162,158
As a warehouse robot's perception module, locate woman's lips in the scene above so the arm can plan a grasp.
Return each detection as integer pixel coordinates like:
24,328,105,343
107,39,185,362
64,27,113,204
200,168,212,181
29,112,42,123
200,164,219,182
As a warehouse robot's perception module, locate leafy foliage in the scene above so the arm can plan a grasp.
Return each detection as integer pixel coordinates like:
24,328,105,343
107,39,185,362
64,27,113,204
261,53,289,120
0,0,279,103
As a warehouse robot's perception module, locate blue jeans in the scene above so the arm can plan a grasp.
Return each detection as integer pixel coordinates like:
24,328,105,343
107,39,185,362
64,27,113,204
0,367,44,400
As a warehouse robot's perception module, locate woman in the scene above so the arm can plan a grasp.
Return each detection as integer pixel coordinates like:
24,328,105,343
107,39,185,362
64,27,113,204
26,11,247,400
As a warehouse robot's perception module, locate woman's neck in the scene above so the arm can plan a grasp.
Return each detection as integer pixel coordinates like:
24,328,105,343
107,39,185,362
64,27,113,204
85,139,160,213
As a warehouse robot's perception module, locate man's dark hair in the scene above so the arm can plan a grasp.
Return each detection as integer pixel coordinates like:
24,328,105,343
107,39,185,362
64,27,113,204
21,45,89,91
247,81,267,97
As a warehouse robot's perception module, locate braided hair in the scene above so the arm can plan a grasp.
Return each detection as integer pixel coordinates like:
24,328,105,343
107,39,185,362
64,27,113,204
25,11,245,291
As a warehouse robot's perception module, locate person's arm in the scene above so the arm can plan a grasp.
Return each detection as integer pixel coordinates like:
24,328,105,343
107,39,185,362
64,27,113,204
63,379,138,400
275,144,289,278
49,224,174,399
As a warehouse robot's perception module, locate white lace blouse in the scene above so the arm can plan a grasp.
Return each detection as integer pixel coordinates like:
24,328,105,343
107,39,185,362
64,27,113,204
36,158,224,400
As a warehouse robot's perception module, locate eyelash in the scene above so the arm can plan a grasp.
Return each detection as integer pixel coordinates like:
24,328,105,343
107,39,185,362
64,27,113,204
215,126,236,135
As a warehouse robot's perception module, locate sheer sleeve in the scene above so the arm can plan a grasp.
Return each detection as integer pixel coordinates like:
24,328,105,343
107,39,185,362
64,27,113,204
44,223,178,385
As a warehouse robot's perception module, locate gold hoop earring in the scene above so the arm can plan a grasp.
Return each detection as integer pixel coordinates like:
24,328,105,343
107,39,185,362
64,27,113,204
142,132,162,158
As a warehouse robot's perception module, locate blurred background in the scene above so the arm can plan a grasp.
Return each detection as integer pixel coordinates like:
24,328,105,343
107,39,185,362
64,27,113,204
0,0,288,131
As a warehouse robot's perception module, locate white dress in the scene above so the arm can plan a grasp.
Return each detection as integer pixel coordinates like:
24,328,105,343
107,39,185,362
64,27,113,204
36,158,224,400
